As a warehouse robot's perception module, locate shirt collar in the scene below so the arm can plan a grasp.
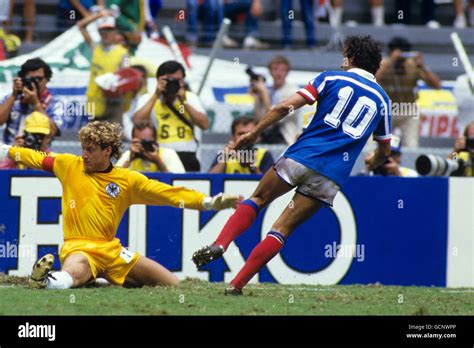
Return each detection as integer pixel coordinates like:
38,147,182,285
348,68,376,81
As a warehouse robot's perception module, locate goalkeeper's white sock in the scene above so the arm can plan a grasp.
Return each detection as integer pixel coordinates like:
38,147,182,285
47,271,74,290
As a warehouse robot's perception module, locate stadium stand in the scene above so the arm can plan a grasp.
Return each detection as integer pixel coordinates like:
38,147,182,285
5,0,474,174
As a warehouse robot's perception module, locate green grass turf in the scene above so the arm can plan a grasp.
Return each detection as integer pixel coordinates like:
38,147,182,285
0,276,473,315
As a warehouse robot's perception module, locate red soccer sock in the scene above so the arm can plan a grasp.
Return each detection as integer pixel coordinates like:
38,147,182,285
214,199,260,251
230,231,285,290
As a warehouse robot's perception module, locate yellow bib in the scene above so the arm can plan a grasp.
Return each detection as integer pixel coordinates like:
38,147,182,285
225,148,267,174
152,93,194,144
129,148,167,172
458,151,473,177
86,43,128,117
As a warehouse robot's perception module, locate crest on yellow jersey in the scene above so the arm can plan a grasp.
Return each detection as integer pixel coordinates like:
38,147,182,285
105,182,120,198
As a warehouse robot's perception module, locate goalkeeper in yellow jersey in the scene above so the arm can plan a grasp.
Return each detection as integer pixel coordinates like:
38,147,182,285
0,121,241,289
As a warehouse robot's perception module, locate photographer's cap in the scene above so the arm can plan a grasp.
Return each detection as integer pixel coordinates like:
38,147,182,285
98,16,116,30
391,135,402,154
25,111,50,135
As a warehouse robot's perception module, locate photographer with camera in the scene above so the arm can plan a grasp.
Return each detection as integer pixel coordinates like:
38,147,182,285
364,135,418,177
376,37,441,148
448,121,474,176
209,116,274,174
116,121,185,173
133,60,209,172
0,58,63,145
0,111,54,169
249,55,301,145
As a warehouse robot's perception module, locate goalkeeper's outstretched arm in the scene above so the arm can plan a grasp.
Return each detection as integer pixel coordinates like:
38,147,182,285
0,145,54,171
128,170,242,211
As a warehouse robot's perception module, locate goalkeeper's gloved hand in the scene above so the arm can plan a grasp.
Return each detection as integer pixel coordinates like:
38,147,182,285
202,193,243,211
0,143,11,162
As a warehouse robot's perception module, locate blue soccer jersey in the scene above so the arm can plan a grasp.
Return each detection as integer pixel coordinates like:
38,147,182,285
284,68,392,187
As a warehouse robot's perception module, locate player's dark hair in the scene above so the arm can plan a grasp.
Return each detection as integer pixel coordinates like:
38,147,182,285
156,60,186,78
231,116,257,135
343,36,382,75
388,37,412,53
132,121,157,140
18,58,53,81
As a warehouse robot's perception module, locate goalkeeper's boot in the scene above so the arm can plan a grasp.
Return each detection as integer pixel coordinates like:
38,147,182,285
28,254,54,289
224,285,243,296
192,244,224,267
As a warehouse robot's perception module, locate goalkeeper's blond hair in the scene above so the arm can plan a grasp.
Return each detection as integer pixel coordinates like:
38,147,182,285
79,121,123,160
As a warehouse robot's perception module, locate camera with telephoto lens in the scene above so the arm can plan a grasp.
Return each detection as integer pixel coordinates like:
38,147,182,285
164,77,180,97
245,67,266,83
23,132,45,151
415,154,466,176
140,139,155,152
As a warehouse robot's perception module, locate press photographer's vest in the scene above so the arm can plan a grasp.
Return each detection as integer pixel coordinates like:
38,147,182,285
129,148,168,172
86,43,128,117
225,148,267,174
152,92,196,152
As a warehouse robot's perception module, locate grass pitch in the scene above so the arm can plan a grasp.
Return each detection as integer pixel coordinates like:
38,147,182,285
0,276,473,315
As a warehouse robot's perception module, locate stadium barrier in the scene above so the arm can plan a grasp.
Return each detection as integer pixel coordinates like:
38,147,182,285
0,171,472,287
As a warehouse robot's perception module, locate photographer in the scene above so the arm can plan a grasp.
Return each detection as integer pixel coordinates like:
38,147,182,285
0,112,54,169
448,121,474,177
376,37,441,148
364,135,418,177
250,55,300,145
133,60,209,172
116,121,184,173
0,58,63,145
209,116,274,174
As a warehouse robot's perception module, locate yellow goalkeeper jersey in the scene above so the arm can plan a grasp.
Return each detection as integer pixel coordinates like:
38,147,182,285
8,147,206,241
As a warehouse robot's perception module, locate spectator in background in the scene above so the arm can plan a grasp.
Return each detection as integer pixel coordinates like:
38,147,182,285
251,55,301,144
0,58,63,145
280,0,316,48
133,60,209,172
453,0,474,28
448,121,474,177
0,111,54,169
329,0,384,26
394,0,439,28
1,0,35,44
57,0,105,30
116,121,185,173
209,116,274,174
376,37,441,148
77,12,129,122
144,0,162,39
186,0,268,49
106,0,144,53
364,135,418,177
0,1,21,58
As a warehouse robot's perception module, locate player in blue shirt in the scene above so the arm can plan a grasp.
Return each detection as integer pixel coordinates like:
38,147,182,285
192,35,392,295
